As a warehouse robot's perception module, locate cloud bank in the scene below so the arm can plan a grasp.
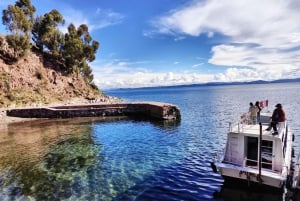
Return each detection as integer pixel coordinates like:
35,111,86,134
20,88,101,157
93,0,300,88
150,0,300,83
92,60,214,89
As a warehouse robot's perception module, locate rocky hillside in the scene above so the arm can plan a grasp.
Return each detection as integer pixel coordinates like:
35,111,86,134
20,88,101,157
0,35,107,108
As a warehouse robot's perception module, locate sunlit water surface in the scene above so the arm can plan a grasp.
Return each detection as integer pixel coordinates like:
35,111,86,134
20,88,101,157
1,83,300,200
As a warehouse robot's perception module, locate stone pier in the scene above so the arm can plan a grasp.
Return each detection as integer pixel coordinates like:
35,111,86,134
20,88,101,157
6,102,181,120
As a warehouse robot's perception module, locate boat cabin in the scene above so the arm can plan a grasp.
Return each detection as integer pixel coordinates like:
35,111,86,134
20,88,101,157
214,111,293,188
224,114,288,173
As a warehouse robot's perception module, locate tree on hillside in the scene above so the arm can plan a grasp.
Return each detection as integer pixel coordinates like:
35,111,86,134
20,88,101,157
32,9,65,56
1,0,99,89
2,0,35,58
82,61,94,84
62,23,99,74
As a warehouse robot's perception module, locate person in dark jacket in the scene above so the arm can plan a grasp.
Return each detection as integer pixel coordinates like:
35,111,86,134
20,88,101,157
255,101,262,122
266,103,286,135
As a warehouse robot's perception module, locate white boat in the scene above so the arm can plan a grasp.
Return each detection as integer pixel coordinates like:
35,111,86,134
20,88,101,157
211,107,294,189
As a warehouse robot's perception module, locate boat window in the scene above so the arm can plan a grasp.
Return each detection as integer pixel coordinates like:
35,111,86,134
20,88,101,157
246,137,258,166
261,140,273,169
245,138,273,170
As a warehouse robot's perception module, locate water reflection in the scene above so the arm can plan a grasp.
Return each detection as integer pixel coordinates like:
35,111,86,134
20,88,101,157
0,117,181,200
0,118,105,200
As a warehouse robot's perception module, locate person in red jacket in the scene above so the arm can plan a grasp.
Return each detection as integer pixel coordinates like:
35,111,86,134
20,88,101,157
266,103,286,135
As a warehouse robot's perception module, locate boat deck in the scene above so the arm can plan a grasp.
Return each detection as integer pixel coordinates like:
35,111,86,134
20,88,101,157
230,123,286,140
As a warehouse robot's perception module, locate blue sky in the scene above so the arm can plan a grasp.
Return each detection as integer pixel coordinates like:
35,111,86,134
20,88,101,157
1,0,300,89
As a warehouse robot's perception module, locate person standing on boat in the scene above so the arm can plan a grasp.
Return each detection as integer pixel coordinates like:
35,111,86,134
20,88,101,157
255,101,262,122
249,102,259,124
266,103,286,135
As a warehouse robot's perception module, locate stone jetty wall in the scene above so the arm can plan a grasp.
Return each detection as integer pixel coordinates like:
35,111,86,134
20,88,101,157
6,102,181,120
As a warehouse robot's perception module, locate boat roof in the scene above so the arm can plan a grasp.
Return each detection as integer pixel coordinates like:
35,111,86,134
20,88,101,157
230,120,287,141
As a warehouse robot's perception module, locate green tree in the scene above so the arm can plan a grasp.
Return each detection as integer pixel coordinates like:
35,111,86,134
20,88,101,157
5,34,31,57
62,23,99,77
82,61,94,84
1,0,99,87
63,23,81,72
2,0,36,58
32,9,65,56
2,0,35,35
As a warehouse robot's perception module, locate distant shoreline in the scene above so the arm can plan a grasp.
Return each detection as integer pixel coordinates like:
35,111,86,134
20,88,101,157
106,78,300,91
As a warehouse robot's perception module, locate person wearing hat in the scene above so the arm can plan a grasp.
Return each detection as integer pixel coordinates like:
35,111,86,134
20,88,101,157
266,103,286,135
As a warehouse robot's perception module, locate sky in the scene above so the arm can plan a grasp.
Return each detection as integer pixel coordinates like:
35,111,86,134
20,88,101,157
1,0,300,89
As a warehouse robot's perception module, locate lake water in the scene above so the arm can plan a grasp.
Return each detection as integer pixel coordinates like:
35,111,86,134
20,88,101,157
1,83,300,200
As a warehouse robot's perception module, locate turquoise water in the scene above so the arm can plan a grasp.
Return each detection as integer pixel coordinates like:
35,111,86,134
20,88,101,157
1,83,300,200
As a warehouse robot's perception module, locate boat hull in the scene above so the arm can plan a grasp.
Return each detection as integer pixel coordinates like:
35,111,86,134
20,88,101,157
215,163,285,189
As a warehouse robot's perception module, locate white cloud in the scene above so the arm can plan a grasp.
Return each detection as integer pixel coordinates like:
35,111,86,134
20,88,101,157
57,7,124,33
148,0,300,83
153,0,300,46
91,60,214,89
192,63,204,68
91,8,124,30
60,8,88,32
214,66,300,83
93,71,214,89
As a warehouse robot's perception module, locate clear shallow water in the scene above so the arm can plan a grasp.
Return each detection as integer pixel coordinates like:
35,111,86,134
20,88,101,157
1,83,300,200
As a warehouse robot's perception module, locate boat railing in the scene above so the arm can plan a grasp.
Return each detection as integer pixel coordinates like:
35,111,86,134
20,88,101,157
229,121,247,133
229,112,284,133
278,121,287,135
229,112,250,133
229,122,242,133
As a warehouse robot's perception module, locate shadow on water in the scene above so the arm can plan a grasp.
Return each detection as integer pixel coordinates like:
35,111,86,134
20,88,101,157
213,186,285,201
128,115,181,130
